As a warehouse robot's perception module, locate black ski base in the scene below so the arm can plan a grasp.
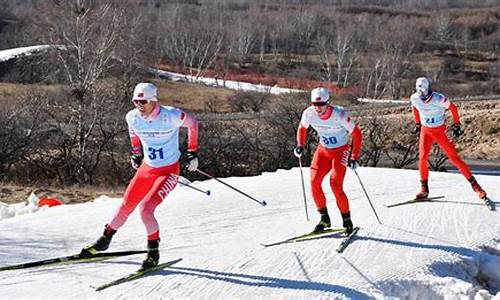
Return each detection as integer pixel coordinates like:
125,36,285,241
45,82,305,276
336,227,360,253
385,196,445,208
95,258,182,291
0,250,147,272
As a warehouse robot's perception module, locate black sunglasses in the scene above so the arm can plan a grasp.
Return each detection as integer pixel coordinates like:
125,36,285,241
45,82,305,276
312,102,328,107
133,99,149,105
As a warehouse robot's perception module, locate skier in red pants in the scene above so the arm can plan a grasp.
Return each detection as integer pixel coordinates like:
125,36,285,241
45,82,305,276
80,83,199,270
411,77,488,203
294,87,362,234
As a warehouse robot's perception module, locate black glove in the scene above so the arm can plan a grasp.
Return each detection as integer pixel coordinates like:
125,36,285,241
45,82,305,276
414,123,421,135
186,151,199,171
451,123,462,138
347,159,359,170
130,153,143,170
293,146,304,158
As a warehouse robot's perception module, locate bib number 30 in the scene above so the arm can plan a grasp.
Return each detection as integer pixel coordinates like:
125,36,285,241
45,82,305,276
321,136,338,145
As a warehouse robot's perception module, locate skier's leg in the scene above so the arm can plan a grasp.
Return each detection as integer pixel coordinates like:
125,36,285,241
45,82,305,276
329,146,349,214
139,163,179,269
310,146,333,232
418,129,434,181
330,146,353,235
434,127,472,179
81,164,154,256
434,128,486,199
108,164,154,231
416,128,434,198
310,146,333,211
139,164,179,241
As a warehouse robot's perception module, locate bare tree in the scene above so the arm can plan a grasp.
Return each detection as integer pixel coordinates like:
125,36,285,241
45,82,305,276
383,119,419,168
315,16,359,87
359,116,391,167
161,5,224,80
381,17,420,100
0,92,46,180
32,0,132,184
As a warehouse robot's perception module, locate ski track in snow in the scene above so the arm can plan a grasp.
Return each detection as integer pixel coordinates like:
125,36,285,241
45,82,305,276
0,167,499,298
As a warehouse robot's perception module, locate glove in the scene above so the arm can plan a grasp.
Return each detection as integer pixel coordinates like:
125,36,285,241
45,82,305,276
347,159,359,170
414,123,421,135
186,151,199,172
293,146,304,158
451,123,462,138
130,153,143,170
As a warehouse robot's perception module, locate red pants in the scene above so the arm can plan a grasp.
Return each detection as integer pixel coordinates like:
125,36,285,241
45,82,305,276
419,125,472,181
109,162,179,240
310,144,350,214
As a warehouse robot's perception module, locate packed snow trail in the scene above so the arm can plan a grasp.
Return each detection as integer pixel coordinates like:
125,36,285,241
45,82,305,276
0,167,498,298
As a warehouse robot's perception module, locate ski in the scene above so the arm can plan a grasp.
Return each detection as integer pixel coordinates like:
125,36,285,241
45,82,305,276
95,258,182,291
336,227,360,253
0,250,147,272
483,197,496,211
261,228,345,247
385,196,445,208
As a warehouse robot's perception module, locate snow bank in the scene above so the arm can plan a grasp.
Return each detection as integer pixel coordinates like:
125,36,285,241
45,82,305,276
148,67,303,95
378,239,500,298
0,192,45,221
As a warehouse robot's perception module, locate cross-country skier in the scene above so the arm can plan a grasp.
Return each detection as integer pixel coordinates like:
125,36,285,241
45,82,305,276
294,87,362,234
410,77,488,201
80,83,199,270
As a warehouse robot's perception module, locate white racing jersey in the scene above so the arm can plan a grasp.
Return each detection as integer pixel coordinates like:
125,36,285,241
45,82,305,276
300,106,355,149
410,92,450,128
126,106,188,168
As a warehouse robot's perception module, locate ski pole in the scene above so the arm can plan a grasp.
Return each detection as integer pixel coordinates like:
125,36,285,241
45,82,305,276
195,169,267,206
178,181,211,196
173,174,211,195
353,168,382,224
298,157,309,221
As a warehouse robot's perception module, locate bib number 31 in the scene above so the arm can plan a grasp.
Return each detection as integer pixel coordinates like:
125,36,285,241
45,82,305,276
148,147,164,160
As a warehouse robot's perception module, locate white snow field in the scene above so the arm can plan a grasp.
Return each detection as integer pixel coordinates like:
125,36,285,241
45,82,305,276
0,167,499,299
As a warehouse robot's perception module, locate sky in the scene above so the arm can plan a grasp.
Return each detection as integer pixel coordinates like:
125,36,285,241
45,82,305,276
0,167,499,298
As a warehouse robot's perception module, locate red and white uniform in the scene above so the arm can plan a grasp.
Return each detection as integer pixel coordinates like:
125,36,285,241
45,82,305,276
410,92,472,181
297,105,362,213
109,104,198,241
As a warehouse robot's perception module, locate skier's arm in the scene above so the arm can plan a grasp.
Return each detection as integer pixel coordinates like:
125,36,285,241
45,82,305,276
350,125,362,160
411,106,421,124
180,112,199,152
129,128,142,155
339,112,362,160
447,102,460,125
296,124,308,147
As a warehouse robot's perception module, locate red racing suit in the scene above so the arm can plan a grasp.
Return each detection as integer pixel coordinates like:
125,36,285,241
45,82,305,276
108,103,198,241
411,91,472,181
297,105,362,214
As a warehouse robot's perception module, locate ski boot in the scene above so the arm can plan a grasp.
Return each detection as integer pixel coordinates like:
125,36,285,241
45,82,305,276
140,239,160,271
80,224,116,258
469,176,487,199
341,211,354,236
415,180,429,199
313,207,331,233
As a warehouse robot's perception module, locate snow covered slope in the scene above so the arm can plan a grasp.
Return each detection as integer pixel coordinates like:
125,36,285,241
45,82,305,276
0,167,499,298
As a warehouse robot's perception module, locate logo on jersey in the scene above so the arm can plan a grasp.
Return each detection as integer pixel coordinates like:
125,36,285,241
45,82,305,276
157,174,178,200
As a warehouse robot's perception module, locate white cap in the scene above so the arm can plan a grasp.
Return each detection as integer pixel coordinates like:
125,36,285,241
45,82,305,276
415,77,430,96
310,87,330,104
133,83,158,101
